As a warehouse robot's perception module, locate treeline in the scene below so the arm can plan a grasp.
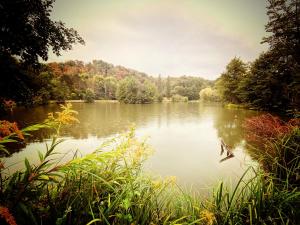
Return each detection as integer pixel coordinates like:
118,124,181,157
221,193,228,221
207,0,300,113
0,58,212,106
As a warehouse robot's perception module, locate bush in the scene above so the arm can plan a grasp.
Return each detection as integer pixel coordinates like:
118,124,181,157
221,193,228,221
84,88,95,103
244,114,300,186
199,87,221,102
171,94,188,102
156,94,163,102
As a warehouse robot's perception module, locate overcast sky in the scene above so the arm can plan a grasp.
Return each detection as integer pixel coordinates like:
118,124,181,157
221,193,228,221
49,0,268,79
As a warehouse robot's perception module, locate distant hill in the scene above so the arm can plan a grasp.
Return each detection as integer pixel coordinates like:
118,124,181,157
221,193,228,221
46,60,150,80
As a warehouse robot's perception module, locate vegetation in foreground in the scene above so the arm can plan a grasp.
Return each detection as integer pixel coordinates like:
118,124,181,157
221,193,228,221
0,105,299,225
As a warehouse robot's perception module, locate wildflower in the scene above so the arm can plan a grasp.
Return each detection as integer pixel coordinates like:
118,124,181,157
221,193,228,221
200,209,216,225
165,176,177,185
0,206,17,225
56,103,79,125
133,147,144,164
0,120,24,140
47,112,55,120
46,104,79,126
152,180,163,189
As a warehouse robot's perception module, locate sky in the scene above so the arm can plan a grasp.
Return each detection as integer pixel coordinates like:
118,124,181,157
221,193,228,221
49,0,268,79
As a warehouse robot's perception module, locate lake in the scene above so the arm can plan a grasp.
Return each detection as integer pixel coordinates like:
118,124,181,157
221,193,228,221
2,102,261,190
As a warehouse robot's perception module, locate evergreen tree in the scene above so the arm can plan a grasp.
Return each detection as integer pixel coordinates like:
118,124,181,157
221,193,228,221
216,57,247,103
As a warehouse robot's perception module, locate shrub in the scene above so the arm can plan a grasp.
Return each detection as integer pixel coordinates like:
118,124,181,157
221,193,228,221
244,114,300,186
171,94,188,102
84,88,95,103
199,87,221,102
173,94,188,102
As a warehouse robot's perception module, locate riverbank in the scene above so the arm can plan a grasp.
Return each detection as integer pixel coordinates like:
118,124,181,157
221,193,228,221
48,99,120,104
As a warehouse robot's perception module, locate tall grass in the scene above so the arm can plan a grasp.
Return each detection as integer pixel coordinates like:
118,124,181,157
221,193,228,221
0,107,299,224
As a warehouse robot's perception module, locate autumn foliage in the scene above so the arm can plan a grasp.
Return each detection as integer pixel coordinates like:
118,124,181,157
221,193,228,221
0,121,24,141
244,114,300,185
0,206,17,225
243,114,299,146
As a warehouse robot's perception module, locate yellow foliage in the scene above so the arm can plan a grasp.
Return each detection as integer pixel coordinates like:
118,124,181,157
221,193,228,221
200,209,216,225
46,103,79,128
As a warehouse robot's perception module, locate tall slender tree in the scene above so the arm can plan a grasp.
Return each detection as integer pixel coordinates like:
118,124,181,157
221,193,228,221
166,76,171,98
262,0,300,109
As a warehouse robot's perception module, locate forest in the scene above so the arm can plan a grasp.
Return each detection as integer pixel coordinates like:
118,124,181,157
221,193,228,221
0,57,212,106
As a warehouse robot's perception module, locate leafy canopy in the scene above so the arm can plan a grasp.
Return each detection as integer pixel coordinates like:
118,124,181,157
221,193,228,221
0,0,84,65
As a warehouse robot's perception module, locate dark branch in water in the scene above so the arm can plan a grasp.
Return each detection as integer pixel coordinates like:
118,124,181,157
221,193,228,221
220,139,234,163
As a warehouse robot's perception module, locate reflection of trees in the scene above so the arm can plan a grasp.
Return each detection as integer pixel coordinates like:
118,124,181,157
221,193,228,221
5,102,204,142
213,107,259,149
4,102,261,155
4,103,169,145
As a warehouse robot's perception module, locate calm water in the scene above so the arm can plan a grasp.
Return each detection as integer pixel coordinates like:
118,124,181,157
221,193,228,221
3,102,261,189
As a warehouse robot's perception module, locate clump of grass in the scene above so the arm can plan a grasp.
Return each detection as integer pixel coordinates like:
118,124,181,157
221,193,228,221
212,167,300,224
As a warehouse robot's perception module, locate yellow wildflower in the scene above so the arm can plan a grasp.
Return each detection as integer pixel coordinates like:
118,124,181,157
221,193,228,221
165,176,177,186
200,209,216,225
46,103,79,127
152,179,163,189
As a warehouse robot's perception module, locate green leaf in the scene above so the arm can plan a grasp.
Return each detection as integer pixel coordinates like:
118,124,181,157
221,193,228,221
38,175,49,180
38,150,44,162
86,219,101,225
0,144,10,154
121,198,131,210
24,158,31,174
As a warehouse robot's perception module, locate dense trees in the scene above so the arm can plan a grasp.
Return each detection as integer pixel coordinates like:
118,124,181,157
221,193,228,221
215,0,300,112
239,52,288,109
0,0,84,105
0,0,84,65
169,76,210,100
116,77,157,104
262,0,300,110
216,57,247,104
0,58,210,104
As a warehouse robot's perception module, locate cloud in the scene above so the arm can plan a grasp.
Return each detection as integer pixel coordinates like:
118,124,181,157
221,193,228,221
49,0,268,79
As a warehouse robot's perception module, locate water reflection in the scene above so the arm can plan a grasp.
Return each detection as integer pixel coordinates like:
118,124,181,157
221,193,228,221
214,107,262,148
3,102,261,189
